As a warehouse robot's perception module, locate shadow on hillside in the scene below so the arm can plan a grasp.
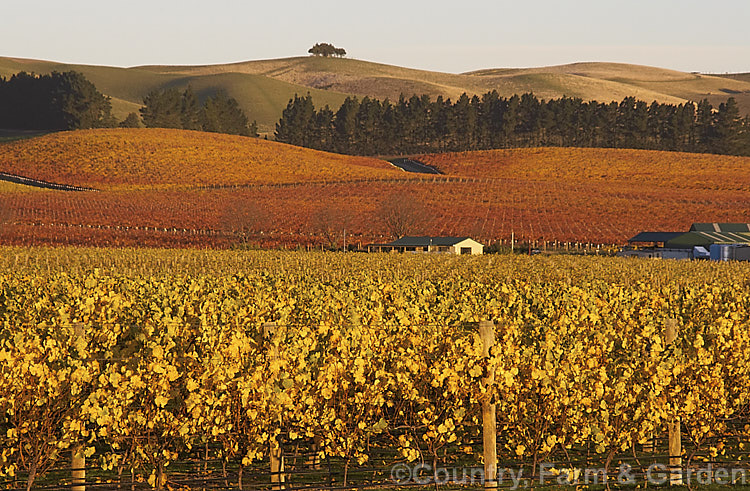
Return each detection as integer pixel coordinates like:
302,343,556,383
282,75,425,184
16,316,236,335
0,129,55,143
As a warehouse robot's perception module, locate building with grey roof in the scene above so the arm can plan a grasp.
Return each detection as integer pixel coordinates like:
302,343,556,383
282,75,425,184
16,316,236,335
623,223,750,261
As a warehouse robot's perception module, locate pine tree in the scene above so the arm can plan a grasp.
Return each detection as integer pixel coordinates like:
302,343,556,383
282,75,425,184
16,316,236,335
431,96,451,151
673,103,696,150
502,95,520,146
517,93,543,146
333,97,359,154
355,97,383,155
119,112,142,128
477,91,504,149
275,94,316,146
714,98,743,155
180,86,202,130
695,99,715,153
313,106,335,151
200,91,251,136
52,71,115,129
140,88,183,128
447,93,478,151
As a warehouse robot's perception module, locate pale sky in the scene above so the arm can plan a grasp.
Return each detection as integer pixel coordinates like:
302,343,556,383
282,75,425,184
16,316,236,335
3,0,750,74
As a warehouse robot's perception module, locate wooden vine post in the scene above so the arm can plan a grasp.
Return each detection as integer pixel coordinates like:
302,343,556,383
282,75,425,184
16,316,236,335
72,447,85,491
479,320,498,488
665,318,682,486
264,322,286,490
72,323,86,491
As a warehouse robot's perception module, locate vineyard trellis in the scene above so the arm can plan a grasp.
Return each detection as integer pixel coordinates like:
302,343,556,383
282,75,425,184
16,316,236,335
3,131,750,249
2,250,750,490
3,317,750,491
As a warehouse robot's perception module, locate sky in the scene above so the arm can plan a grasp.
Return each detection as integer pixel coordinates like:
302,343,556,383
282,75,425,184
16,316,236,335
3,0,750,74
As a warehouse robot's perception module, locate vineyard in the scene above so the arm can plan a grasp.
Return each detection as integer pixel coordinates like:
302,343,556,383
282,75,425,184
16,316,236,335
2,248,750,489
420,147,750,190
1,129,750,248
0,129,402,190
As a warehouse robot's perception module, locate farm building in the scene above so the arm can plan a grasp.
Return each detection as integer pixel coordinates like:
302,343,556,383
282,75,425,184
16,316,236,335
368,236,484,255
622,223,750,261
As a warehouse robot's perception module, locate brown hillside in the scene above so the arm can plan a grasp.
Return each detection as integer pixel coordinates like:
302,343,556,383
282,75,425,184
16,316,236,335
2,132,749,248
0,128,404,190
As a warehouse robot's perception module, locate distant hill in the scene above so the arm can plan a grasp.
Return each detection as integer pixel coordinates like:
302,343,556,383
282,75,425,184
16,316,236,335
0,57,350,134
712,73,750,115
2,56,750,134
718,73,750,84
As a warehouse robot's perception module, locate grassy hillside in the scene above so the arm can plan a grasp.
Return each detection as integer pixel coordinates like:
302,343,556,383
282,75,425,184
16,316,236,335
159,72,349,133
136,56,489,98
139,57,750,112
0,57,350,133
4,56,750,134
471,62,750,114
0,56,750,134
710,73,750,114
0,128,405,190
718,73,750,84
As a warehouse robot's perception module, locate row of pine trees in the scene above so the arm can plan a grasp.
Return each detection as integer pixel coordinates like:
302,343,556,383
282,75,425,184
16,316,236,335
275,92,750,156
3,70,748,157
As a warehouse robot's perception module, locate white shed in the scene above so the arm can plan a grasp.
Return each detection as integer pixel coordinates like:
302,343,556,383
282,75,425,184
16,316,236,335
368,236,484,255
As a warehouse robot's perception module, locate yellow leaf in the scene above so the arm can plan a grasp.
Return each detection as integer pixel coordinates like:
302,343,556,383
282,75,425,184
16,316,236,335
155,395,169,408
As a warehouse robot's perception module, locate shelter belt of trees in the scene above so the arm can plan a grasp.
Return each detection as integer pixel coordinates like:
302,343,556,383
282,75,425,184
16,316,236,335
0,71,257,137
275,92,750,157
139,87,257,136
0,71,114,130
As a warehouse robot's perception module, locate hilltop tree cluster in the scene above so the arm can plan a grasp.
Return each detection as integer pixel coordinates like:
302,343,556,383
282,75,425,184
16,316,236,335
0,71,114,130
275,92,750,156
308,43,346,58
140,87,258,137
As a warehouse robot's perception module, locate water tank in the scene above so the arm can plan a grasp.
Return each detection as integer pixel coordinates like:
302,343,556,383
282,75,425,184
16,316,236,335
710,244,742,261
710,244,728,261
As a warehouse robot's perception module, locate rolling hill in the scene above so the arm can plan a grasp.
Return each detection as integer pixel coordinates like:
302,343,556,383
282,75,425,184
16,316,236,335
2,55,750,134
0,57,350,134
136,57,750,114
0,128,404,190
1,129,749,248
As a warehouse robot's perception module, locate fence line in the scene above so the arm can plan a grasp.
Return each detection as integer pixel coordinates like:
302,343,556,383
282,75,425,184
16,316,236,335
0,172,99,192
